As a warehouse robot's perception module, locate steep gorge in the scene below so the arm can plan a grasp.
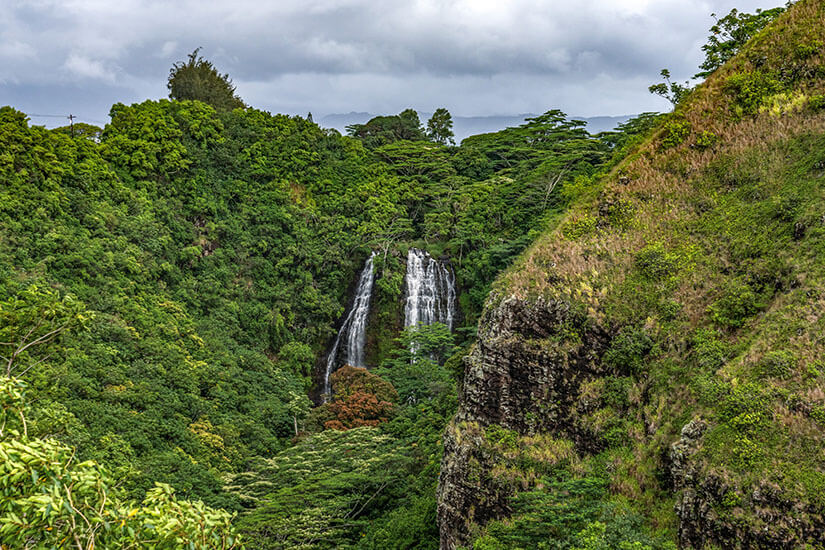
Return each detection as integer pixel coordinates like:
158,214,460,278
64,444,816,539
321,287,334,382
438,2,825,547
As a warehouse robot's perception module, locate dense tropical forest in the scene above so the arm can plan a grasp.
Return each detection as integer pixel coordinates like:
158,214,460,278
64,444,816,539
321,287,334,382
2,1,824,548
0,48,653,546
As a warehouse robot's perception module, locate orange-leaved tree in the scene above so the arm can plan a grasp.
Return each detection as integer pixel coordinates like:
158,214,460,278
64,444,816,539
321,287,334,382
323,366,397,430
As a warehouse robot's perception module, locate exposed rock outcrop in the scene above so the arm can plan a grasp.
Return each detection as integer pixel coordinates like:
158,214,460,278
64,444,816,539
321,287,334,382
437,295,609,549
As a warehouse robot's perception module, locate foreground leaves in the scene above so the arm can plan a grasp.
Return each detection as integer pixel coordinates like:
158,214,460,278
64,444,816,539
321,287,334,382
0,376,242,549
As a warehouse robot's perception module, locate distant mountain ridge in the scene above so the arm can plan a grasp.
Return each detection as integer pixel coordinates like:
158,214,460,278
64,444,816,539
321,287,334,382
319,112,635,142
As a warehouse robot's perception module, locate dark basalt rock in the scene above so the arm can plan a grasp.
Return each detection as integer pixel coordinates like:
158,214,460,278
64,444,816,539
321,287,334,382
437,295,609,549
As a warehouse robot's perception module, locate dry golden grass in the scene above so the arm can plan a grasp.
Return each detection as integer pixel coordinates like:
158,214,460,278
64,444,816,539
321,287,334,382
502,0,825,308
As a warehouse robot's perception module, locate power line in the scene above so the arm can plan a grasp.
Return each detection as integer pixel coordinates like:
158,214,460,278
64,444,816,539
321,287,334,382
25,113,68,118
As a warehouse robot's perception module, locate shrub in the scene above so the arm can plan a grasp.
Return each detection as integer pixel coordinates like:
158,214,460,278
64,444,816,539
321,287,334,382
602,327,655,376
485,424,520,452
757,350,796,379
602,377,633,409
761,92,809,116
693,329,730,371
661,118,691,148
635,242,681,280
725,71,783,115
809,94,825,112
600,198,636,230
809,405,825,427
732,435,761,468
804,362,822,380
722,490,742,508
717,382,771,428
708,278,766,328
795,41,822,60
564,215,598,239
694,130,719,150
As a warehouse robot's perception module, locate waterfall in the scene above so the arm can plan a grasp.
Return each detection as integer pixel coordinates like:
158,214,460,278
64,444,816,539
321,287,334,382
323,252,377,399
403,248,456,331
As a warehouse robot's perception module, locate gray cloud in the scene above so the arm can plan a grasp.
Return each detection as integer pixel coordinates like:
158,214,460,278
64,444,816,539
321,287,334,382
1,0,779,127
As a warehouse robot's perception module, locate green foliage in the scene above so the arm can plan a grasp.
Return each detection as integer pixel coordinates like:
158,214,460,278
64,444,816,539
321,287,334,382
357,494,439,549
602,327,655,376
694,130,719,150
757,350,796,379
708,277,767,328
427,108,456,145
660,118,691,148
648,69,693,107
601,198,636,230
346,109,427,148
809,94,825,111
564,215,598,239
695,7,786,78
0,96,630,544
0,376,241,549
725,71,784,116
809,404,825,427
478,5,825,547
229,427,412,549
692,329,730,371
597,113,664,166
570,521,654,550
635,243,681,281
375,323,458,404
168,48,245,111
0,284,91,378
0,102,402,504
475,476,673,550
716,382,772,429
354,108,616,323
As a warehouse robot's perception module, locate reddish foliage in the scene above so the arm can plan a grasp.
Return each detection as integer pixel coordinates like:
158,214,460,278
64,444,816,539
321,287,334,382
322,366,398,430
330,365,398,403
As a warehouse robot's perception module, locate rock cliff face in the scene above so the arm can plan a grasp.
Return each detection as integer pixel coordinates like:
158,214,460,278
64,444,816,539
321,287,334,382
437,295,609,549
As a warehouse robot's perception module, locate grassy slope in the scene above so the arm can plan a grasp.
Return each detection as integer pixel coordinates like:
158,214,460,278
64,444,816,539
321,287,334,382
484,0,825,543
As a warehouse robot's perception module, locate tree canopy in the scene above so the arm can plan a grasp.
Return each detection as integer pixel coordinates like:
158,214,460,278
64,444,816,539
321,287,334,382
168,48,246,111
426,108,455,145
695,7,786,78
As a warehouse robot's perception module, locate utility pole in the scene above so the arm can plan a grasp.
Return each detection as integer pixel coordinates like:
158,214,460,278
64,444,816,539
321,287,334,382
68,114,76,138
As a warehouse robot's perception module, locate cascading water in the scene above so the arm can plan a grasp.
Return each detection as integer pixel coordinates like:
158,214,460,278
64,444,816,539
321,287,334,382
323,252,377,399
403,248,456,331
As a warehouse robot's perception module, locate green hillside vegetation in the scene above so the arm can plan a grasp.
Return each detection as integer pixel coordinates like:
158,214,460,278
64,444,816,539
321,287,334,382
459,0,825,547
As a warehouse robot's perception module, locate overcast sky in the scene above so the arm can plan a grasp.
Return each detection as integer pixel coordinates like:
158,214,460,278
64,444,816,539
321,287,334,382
1,0,778,128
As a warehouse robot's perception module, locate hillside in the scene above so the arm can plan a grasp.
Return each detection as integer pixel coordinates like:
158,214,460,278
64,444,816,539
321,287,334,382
438,1,825,548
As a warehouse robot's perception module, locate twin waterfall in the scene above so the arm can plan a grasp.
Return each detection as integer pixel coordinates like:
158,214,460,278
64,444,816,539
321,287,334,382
322,248,456,399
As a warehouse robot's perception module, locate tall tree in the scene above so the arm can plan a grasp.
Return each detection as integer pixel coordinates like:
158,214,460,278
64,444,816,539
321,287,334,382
346,108,426,148
648,68,693,106
695,7,785,78
167,48,245,111
427,107,455,145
